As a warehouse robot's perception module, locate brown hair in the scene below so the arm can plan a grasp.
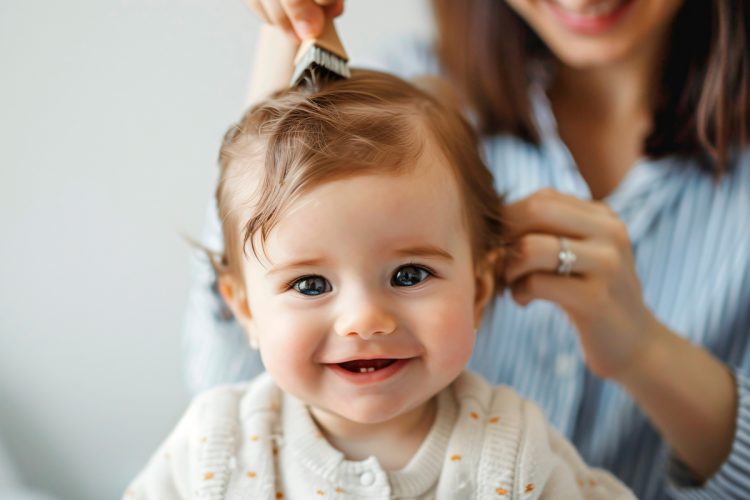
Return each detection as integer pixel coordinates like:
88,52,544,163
214,69,505,286
433,0,750,174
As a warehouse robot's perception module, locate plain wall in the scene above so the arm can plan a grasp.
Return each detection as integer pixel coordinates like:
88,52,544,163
0,1,432,498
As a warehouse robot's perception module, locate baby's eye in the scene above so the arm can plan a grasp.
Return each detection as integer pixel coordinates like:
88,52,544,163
292,276,332,296
391,265,432,287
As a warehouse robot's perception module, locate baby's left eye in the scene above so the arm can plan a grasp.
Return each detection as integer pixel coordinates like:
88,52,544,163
391,265,432,287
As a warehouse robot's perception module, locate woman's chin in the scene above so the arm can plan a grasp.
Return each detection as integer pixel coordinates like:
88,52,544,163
553,40,633,69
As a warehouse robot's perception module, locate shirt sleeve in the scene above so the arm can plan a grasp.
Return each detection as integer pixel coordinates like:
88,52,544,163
665,368,750,499
182,199,264,396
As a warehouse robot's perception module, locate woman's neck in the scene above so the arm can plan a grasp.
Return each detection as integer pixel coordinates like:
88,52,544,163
309,397,437,471
551,32,666,122
546,32,668,198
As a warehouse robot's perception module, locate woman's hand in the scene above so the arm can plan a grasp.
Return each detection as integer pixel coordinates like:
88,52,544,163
502,188,661,381
503,188,739,480
243,0,343,105
246,0,344,41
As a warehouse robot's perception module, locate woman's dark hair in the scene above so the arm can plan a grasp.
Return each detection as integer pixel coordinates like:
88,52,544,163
433,0,750,175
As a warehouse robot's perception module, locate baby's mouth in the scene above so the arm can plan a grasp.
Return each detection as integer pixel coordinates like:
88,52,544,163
337,358,397,373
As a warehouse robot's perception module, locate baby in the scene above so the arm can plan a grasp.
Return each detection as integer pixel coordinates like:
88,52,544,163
125,70,634,499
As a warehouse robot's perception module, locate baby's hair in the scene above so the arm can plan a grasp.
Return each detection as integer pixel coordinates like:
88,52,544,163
212,69,506,289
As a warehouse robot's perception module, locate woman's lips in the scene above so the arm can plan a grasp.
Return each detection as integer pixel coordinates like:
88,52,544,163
544,0,636,35
326,358,412,385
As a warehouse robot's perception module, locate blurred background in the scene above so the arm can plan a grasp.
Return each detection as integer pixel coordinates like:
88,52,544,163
0,1,432,498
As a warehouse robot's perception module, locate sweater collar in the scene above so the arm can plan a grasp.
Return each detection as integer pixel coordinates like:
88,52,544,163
282,387,457,496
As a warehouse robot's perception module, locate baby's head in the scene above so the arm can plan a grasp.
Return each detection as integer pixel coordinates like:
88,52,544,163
214,70,505,426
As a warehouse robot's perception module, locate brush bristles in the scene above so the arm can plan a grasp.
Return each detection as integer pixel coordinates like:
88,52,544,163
291,45,351,88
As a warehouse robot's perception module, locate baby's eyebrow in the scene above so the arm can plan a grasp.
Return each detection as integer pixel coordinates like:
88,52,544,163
265,257,327,277
265,245,454,277
392,245,454,261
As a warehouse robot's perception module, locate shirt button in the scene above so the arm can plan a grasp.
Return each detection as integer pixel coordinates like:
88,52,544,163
359,471,375,486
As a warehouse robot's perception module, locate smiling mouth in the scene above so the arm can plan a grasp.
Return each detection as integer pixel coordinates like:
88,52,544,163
551,0,630,18
337,359,397,373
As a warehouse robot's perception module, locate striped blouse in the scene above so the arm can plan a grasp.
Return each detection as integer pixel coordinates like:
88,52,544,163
182,38,750,499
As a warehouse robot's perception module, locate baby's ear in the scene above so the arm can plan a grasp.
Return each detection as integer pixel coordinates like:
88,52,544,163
217,274,259,349
473,250,500,329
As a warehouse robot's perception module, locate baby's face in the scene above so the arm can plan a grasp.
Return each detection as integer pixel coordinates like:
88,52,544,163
239,146,492,427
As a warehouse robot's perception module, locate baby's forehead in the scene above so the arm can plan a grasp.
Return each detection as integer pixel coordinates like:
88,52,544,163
232,153,458,252
254,161,470,268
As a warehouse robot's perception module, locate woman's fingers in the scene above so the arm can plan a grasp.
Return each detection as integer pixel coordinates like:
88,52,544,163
504,233,620,283
504,234,564,282
247,0,272,25
510,272,590,311
500,188,655,382
281,0,326,38
505,188,618,240
322,0,345,17
313,0,343,7
259,0,295,35
247,0,345,40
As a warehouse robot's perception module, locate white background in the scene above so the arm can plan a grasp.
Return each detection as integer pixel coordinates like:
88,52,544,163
0,1,432,498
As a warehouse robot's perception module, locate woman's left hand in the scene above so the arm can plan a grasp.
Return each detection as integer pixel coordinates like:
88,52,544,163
502,188,662,381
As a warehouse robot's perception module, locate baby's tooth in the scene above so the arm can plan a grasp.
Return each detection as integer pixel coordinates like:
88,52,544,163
360,367,367,373
368,367,375,373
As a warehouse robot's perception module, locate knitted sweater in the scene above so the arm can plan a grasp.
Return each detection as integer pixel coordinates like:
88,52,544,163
124,372,634,499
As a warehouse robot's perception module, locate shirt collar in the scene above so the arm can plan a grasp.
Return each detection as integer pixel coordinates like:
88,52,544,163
526,81,697,243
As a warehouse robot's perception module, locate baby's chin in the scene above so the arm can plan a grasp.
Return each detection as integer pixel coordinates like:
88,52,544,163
307,392,438,430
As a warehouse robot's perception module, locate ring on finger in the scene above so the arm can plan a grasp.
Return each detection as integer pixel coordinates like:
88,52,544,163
557,237,577,276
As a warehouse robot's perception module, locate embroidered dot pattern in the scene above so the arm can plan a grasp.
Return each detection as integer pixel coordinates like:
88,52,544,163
180,396,570,498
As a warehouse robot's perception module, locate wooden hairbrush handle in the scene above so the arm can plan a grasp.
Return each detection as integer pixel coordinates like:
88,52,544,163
293,17,349,65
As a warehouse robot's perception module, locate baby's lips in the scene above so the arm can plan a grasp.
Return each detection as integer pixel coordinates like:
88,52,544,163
337,358,397,372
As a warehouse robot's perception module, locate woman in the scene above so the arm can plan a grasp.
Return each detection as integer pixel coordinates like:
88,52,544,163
184,0,750,497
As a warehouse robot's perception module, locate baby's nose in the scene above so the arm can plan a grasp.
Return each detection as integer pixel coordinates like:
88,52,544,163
333,296,397,339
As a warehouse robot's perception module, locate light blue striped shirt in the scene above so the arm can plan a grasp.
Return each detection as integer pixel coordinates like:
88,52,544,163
182,39,750,499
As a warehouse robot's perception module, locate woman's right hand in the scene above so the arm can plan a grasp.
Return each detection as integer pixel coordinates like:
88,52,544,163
246,0,345,41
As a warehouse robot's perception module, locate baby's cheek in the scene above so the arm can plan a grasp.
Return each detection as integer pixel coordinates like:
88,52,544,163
257,318,322,393
422,299,476,369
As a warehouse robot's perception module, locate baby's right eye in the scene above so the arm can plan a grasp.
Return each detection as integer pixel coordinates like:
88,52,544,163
291,276,332,296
